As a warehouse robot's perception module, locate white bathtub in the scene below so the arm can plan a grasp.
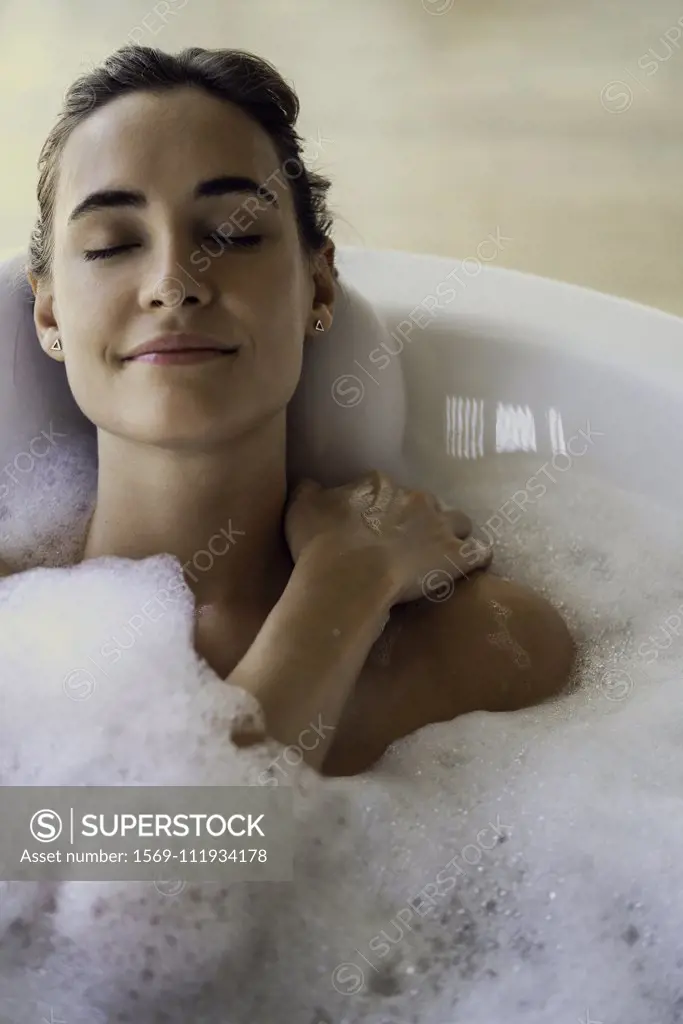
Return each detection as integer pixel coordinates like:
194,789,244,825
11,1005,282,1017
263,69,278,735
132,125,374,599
335,244,683,510
3,245,683,1024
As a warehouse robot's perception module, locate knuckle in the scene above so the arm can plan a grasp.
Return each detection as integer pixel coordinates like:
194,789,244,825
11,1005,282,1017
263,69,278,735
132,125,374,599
351,473,377,498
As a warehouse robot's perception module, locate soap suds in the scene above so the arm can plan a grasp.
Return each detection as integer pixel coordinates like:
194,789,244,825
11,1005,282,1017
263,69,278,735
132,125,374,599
1,443,683,1022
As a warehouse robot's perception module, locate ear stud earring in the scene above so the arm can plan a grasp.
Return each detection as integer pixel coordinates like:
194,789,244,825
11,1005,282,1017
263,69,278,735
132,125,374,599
315,319,325,332
50,336,62,353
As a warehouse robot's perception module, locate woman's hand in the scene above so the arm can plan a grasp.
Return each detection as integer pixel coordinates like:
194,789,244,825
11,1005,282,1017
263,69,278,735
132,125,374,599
284,470,492,604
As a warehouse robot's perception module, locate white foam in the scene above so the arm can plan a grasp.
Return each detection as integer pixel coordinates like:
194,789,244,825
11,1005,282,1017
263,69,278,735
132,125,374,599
1,447,683,1022
0,430,97,571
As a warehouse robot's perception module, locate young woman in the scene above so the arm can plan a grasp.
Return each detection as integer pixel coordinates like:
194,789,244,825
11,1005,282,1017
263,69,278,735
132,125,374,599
10,43,574,777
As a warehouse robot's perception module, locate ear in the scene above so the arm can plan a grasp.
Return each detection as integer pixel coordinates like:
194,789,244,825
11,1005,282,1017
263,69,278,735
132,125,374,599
308,237,336,336
27,272,62,359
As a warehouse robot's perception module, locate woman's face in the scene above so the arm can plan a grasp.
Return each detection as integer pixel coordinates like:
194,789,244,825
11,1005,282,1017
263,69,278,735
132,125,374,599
31,86,334,448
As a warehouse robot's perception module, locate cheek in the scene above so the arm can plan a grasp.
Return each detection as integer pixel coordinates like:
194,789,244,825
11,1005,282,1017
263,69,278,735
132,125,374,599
260,296,307,391
55,279,130,420
59,272,130,358
255,321,305,408
229,256,309,375
241,251,305,324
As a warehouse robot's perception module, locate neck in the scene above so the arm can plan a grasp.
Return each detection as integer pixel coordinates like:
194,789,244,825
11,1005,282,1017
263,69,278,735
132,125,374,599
82,415,294,612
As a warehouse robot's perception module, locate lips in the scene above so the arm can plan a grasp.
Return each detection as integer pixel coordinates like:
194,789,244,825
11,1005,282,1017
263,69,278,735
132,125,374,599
123,333,239,361
127,350,237,366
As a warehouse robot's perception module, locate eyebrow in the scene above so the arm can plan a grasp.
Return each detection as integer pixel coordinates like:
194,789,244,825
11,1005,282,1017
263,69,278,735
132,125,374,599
67,175,279,224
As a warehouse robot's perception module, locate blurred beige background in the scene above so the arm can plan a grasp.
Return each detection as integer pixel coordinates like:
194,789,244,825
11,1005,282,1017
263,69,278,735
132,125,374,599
0,0,681,313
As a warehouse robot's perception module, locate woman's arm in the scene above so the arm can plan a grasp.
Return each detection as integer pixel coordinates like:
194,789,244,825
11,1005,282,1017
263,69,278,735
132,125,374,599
228,472,490,769
228,539,399,768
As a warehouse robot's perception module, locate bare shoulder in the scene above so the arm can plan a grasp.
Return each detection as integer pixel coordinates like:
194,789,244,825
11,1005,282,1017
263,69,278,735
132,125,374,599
390,570,576,716
325,571,576,775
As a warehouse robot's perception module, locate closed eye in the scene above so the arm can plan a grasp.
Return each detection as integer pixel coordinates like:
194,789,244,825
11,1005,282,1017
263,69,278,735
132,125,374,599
83,235,264,261
83,243,136,261
206,233,263,251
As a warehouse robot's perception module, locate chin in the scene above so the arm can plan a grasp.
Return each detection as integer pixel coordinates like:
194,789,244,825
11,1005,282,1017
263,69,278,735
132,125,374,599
113,409,275,449
94,382,290,448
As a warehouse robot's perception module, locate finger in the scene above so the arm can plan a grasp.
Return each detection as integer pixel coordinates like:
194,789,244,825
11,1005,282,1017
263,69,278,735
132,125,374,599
374,472,395,513
348,470,390,512
445,508,472,540
351,470,392,511
461,537,494,573
472,540,494,570
345,473,376,508
444,536,494,581
433,498,472,540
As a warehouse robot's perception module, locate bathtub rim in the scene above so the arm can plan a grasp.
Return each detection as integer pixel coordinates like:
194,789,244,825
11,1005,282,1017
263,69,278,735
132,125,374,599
335,244,683,395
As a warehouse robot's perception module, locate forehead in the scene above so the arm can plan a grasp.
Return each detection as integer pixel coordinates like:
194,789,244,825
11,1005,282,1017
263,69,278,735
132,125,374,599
55,86,290,228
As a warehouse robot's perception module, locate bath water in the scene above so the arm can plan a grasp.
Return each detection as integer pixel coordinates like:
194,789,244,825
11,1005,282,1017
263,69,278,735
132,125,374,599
1,439,682,1023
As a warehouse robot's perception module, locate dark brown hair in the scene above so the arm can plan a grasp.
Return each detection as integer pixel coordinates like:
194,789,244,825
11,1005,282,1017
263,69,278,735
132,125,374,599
28,44,336,282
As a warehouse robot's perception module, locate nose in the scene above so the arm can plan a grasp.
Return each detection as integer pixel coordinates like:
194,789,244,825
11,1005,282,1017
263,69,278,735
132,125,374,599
140,233,215,311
